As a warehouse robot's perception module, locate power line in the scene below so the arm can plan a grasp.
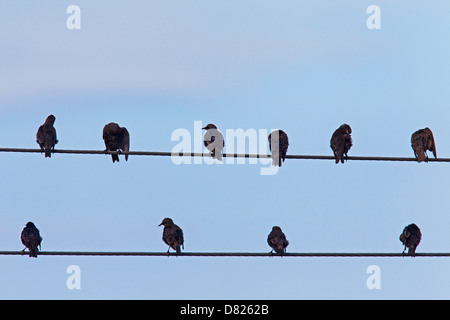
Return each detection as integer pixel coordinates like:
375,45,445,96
0,148,448,162
3,251,450,257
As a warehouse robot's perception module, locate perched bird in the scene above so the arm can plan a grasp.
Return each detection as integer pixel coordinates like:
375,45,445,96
268,130,289,167
411,127,437,163
159,218,184,254
330,124,352,164
267,226,289,255
21,222,42,258
36,114,58,158
202,123,224,161
399,223,422,257
102,122,130,163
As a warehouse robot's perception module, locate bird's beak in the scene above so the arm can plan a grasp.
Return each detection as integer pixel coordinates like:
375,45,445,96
158,223,163,227
202,126,207,130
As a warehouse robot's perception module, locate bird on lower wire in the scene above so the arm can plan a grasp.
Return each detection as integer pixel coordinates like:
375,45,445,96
399,223,422,257
267,226,289,255
159,218,184,255
21,222,42,258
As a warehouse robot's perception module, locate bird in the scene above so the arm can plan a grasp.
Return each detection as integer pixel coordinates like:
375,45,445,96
159,218,184,255
267,226,289,255
102,122,130,163
411,127,437,163
330,124,352,164
399,223,422,257
268,130,289,167
21,222,42,258
36,114,58,158
202,123,224,161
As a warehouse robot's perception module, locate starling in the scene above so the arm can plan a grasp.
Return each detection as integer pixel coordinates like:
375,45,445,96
36,114,58,158
268,130,289,167
202,124,225,161
102,122,130,163
399,223,422,257
159,218,184,254
330,124,352,164
21,222,42,258
267,226,289,255
411,128,437,163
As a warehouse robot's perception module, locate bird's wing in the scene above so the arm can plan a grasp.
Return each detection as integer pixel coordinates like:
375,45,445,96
50,126,58,145
175,227,184,243
36,125,45,145
280,133,289,153
102,125,110,143
120,128,130,161
429,131,437,158
268,133,273,152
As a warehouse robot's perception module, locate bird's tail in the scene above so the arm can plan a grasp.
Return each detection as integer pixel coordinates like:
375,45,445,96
29,247,38,258
213,149,223,161
276,244,285,255
281,150,287,166
416,150,427,163
44,147,52,158
176,245,181,255
111,154,119,163
334,152,341,164
271,151,281,167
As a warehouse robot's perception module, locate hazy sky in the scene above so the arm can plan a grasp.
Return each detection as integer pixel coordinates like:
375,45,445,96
0,1,449,299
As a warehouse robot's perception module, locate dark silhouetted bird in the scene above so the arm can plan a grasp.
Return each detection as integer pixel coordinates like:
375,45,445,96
268,130,289,167
159,218,184,254
330,124,352,164
102,122,130,163
36,114,58,158
411,128,437,163
202,123,224,161
400,223,422,257
267,226,289,255
21,222,42,258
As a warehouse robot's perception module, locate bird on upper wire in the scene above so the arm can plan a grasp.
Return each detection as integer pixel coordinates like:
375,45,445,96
202,123,225,161
411,127,437,163
102,122,130,163
268,130,289,167
330,124,352,164
36,114,58,158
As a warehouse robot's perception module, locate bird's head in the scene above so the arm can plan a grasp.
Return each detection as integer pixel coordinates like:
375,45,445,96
159,218,174,227
423,127,433,135
26,222,36,228
272,226,282,232
340,124,352,134
202,124,218,130
45,115,56,125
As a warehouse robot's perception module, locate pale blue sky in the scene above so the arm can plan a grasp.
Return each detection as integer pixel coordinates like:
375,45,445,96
0,1,449,299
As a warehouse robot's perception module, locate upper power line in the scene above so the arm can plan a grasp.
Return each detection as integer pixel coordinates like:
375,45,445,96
0,148,449,162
